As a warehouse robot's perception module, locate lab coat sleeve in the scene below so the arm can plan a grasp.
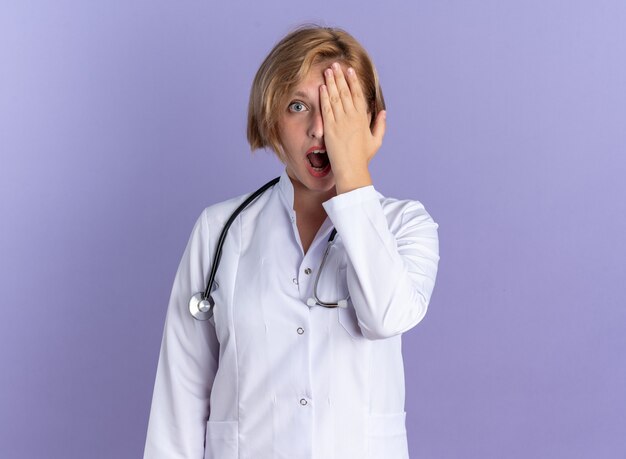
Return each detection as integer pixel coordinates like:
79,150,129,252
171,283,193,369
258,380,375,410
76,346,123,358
322,186,440,340
144,209,219,459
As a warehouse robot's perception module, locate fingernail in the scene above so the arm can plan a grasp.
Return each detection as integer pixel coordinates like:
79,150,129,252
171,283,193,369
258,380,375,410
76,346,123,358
325,68,332,76
347,67,355,75
332,62,340,70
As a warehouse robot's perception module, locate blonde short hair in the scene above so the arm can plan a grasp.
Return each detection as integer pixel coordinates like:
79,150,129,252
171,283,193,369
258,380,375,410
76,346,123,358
247,24,386,158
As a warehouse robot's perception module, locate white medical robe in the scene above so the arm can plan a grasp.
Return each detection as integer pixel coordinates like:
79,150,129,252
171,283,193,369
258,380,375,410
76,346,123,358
144,168,440,459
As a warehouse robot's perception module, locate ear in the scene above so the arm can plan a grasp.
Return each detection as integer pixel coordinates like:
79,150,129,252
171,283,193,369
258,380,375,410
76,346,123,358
371,109,386,142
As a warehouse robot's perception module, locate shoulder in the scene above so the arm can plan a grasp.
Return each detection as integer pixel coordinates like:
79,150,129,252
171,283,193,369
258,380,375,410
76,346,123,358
178,192,254,267
181,193,251,247
199,192,251,228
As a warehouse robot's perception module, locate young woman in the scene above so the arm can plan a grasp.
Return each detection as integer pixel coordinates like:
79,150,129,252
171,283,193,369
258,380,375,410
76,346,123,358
144,25,440,459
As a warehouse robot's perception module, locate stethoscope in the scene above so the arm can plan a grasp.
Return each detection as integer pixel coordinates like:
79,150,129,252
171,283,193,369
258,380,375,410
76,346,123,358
189,176,349,321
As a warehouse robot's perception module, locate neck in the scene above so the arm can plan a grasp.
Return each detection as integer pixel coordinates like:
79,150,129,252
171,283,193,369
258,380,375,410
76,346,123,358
291,179,336,218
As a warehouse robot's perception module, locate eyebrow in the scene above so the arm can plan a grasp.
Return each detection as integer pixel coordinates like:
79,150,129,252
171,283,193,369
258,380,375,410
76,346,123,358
292,90,311,99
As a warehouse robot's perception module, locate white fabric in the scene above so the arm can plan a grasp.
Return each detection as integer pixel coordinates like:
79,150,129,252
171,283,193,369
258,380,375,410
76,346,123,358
143,168,440,459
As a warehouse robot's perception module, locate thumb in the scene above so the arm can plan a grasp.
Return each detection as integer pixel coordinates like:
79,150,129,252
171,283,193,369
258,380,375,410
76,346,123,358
371,110,386,142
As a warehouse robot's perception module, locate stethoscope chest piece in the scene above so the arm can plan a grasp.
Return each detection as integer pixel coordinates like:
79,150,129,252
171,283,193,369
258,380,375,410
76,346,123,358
189,292,215,321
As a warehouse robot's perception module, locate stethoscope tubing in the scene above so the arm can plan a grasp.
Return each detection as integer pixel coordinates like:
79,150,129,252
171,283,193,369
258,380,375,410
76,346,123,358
309,228,348,309
202,177,280,301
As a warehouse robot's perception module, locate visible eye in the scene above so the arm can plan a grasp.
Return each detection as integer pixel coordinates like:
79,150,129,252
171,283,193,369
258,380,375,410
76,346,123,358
288,101,307,113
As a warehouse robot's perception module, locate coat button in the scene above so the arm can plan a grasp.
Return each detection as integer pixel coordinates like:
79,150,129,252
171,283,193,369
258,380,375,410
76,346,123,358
297,327,304,335
300,398,308,406
304,268,312,275
292,277,298,285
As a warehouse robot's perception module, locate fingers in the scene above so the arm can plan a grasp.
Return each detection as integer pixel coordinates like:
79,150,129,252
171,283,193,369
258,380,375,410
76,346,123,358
319,83,335,124
328,63,355,113
345,66,369,113
320,62,354,123
323,67,345,120
324,62,370,115
321,61,381,141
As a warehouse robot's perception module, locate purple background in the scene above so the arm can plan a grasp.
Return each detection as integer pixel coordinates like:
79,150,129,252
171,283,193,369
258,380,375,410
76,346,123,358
1,1,625,458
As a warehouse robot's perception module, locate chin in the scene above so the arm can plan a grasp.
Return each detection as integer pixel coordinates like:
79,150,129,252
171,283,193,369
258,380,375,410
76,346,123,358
288,165,336,193
307,176,336,193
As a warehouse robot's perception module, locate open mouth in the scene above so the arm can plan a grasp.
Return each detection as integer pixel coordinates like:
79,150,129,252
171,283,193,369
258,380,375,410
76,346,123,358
306,150,330,171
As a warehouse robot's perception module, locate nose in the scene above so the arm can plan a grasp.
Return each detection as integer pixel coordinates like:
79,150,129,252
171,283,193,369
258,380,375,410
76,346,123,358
308,111,324,140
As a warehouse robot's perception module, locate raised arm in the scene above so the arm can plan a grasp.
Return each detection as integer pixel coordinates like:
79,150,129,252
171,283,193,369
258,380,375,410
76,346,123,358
324,190,439,340
320,60,439,340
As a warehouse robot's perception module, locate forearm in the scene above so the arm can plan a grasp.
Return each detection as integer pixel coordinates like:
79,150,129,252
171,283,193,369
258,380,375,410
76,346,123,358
323,186,440,339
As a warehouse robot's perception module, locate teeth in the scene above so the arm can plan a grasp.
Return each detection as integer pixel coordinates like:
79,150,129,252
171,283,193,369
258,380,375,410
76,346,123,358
310,150,326,154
